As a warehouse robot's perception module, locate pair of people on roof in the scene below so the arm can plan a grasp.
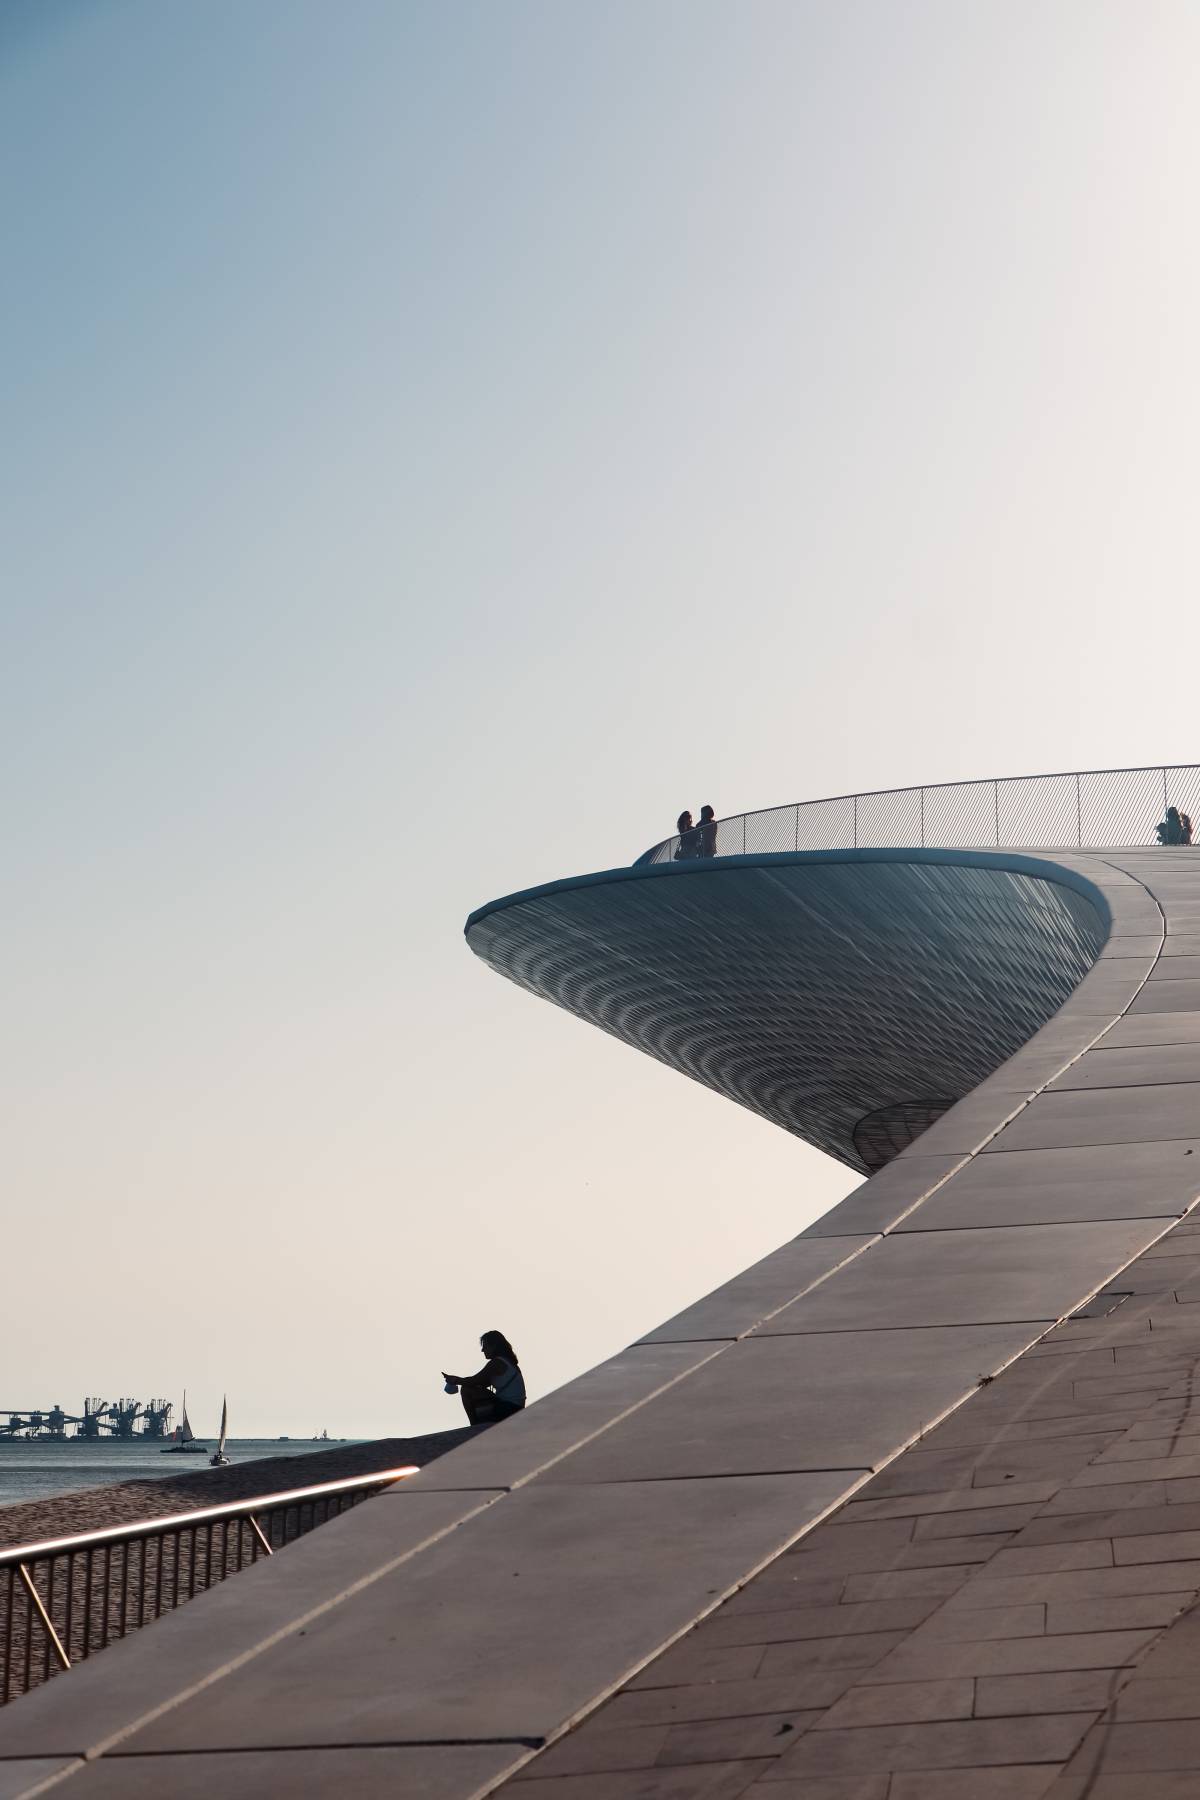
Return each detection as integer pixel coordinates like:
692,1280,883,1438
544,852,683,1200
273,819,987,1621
674,806,717,859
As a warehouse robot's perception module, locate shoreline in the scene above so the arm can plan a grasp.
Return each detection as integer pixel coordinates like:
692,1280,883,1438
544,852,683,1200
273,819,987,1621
0,1428,476,1550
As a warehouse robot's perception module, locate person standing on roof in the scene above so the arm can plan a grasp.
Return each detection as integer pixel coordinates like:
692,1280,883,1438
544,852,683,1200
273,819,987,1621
695,805,718,857
673,811,699,859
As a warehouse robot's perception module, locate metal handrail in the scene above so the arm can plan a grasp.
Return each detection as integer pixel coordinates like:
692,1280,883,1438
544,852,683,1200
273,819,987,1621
0,1466,417,1566
0,1463,417,1705
636,762,1200,864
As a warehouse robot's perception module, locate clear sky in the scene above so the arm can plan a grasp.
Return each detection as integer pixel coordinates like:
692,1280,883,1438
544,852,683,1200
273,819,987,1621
5,1,1200,1439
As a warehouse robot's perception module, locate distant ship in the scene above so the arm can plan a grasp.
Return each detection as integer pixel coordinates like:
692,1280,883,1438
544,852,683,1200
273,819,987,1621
161,1391,206,1454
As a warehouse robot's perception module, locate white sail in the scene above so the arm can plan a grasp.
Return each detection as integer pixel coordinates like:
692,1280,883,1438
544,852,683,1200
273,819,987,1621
216,1396,227,1457
179,1390,194,1444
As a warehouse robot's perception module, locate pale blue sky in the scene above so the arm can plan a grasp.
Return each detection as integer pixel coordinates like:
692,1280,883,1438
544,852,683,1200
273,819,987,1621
5,1,1200,1437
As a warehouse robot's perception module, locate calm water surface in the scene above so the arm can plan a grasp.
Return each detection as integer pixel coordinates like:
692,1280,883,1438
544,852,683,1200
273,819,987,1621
0,1439,355,1506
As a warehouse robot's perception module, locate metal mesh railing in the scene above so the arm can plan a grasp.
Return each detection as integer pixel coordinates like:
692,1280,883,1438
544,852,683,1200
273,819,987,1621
0,1465,417,1705
636,765,1200,865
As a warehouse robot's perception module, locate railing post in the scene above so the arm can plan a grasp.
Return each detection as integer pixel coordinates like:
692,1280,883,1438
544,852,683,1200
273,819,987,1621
994,779,1000,846
920,788,925,848
1076,772,1082,847
853,794,858,849
248,1514,274,1557
17,1565,69,1674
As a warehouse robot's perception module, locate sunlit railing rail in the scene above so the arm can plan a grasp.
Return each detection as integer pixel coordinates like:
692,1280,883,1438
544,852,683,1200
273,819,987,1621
0,1465,417,1705
635,764,1200,865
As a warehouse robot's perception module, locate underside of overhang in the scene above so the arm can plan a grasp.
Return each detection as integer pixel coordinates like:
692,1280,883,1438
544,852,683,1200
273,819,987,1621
465,850,1108,1173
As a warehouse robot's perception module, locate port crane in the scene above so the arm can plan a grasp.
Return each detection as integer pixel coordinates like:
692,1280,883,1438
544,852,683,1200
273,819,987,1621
0,1398,175,1441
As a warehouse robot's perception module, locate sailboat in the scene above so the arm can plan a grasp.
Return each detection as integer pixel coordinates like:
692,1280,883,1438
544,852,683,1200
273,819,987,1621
209,1396,231,1467
160,1390,206,1454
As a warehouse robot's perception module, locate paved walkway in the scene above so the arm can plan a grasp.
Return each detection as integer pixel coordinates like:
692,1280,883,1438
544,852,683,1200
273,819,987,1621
497,1210,1200,1797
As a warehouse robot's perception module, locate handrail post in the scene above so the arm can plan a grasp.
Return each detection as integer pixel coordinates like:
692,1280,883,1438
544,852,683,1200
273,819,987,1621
994,779,1000,846
1076,771,1082,847
17,1564,70,1673
920,788,925,848
248,1514,274,1557
853,793,858,849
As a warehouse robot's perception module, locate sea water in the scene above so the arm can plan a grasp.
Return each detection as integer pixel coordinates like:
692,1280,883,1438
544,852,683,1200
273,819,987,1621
0,1439,354,1507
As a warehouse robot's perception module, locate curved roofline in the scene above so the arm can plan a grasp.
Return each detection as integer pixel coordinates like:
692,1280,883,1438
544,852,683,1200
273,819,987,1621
634,764,1199,863
465,845,1115,941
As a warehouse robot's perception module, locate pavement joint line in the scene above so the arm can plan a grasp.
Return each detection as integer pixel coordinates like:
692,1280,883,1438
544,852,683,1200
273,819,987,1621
1021,1081,1200,1096
747,1320,1056,1335
986,1136,1200,1153
101,1738,548,1754
894,1218,1181,1233
560,1468,873,1484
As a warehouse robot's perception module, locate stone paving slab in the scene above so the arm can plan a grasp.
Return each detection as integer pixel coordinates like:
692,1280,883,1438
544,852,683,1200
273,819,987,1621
0,1764,76,1800
797,1155,962,1239
754,1222,1158,1333
603,1674,867,1728
1060,1716,1200,1772
1051,1777,1200,1797
1105,936,1168,958
637,1238,877,1345
814,1677,973,1728
890,1140,1200,1230
53,1745,524,1800
888,1772,1060,1800
758,1713,1095,1777
975,1668,1134,1715
539,1325,1044,1484
1050,958,1155,1019
507,1765,771,1798
863,1629,1163,1681
986,1085,1200,1152
1103,1010,1200,1046
1132,978,1200,1012
1050,1043,1200,1090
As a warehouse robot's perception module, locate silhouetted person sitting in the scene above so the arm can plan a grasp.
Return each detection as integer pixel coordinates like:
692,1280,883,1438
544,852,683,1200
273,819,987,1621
442,1331,526,1426
673,810,699,859
1157,807,1184,846
1182,812,1194,846
695,804,717,858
